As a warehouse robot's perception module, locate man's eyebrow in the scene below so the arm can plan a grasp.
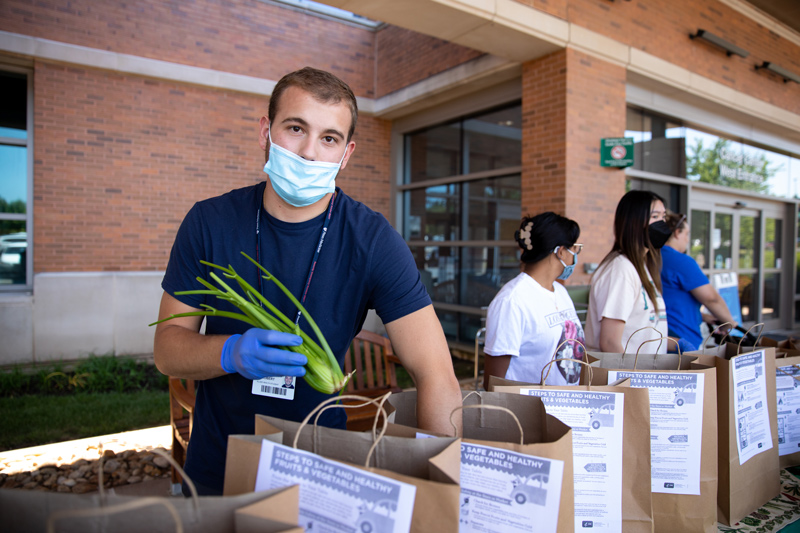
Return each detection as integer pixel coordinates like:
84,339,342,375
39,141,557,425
281,117,344,140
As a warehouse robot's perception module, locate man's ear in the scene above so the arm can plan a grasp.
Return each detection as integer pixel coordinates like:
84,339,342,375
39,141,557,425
258,116,270,151
339,141,356,170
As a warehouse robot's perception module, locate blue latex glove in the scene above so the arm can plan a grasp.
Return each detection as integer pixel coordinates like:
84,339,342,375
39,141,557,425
672,337,697,354
221,328,307,380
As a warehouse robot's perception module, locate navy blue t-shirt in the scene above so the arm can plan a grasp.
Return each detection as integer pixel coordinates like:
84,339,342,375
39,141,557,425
162,182,430,491
660,245,710,348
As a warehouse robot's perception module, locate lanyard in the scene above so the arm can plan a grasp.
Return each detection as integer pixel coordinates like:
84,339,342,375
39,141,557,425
256,188,336,325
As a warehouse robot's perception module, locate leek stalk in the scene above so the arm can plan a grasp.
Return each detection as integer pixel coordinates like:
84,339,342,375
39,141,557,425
150,252,351,394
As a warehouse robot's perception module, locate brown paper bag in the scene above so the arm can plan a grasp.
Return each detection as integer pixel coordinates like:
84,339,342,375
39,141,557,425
386,390,574,532
225,394,462,533
488,365,655,533
759,336,798,353
0,484,301,533
774,352,800,469
0,446,301,533
688,344,780,525
584,349,717,533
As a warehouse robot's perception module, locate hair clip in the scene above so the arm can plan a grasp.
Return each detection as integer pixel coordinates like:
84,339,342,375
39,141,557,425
518,221,534,250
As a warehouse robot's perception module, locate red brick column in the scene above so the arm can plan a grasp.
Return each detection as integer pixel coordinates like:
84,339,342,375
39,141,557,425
521,48,627,285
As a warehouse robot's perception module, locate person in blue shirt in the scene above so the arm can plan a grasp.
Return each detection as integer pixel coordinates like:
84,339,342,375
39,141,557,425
153,67,462,496
660,212,736,351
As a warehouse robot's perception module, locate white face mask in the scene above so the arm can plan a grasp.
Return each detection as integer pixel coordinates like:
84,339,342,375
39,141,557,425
264,127,346,207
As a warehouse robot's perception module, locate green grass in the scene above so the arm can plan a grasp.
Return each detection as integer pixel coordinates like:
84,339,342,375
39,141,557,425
0,390,169,452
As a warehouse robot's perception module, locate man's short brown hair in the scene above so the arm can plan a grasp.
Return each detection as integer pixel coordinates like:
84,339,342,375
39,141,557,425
268,67,358,142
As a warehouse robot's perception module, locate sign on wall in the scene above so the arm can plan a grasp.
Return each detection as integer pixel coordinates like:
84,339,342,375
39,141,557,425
600,138,634,168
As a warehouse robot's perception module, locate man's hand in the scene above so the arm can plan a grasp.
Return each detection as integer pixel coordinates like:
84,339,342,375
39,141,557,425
221,328,308,380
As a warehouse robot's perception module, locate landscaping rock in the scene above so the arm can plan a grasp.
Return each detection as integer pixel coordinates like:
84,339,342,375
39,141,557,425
0,447,171,494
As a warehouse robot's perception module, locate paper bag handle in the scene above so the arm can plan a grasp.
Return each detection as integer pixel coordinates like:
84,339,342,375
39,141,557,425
622,337,683,370
541,338,591,385
777,365,800,383
623,326,665,355
47,497,183,533
540,356,593,388
294,393,393,467
737,323,764,354
700,321,735,354
448,404,524,446
631,336,684,370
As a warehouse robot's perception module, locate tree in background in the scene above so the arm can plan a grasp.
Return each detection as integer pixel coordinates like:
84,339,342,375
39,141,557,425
686,138,780,194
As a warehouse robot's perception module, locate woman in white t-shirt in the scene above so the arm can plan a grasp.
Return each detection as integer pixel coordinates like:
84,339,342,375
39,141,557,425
585,190,673,355
483,212,586,389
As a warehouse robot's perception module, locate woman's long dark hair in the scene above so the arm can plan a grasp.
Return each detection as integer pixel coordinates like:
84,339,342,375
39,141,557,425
515,212,580,265
599,190,665,311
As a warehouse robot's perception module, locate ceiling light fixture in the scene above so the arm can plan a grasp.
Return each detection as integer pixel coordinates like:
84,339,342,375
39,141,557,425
689,29,749,58
755,62,800,84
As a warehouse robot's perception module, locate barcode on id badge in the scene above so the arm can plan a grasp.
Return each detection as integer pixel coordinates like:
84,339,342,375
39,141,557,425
261,385,288,396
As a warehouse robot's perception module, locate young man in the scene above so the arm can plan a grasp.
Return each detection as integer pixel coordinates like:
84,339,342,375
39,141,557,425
154,67,462,495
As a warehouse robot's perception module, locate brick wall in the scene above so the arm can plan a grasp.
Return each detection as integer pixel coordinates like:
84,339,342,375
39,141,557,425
557,0,799,114
564,48,627,286
32,61,391,273
522,48,626,286
521,52,568,216
0,0,377,97
375,25,483,97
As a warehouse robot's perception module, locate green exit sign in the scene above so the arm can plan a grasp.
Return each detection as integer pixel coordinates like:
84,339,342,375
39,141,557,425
600,138,634,168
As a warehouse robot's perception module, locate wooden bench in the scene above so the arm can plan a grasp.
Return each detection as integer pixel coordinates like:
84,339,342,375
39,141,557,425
167,329,402,482
342,329,403,431
168,376,195,486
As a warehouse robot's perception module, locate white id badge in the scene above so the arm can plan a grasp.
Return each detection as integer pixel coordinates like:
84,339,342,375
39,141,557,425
252,376,296,400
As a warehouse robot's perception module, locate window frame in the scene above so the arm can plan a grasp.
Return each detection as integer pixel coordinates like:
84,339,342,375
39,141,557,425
0,64,33,292
399,101,522,349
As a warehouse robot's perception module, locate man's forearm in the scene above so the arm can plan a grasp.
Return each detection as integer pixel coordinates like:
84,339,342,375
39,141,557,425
154,323,230,380
415,374,463,437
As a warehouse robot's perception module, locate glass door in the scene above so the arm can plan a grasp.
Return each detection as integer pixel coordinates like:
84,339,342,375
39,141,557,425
690,191,786,332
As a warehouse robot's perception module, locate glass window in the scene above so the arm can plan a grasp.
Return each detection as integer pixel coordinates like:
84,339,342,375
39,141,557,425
464,105,522,174
403,103,522,345
764,218,782,269
762,273,780,321
404,122,461,183
738,215,758,270
410,245,519,306
465,175,521,241
625,108,685,176
627,107,800,200
404,184,459,241
690,210,710,269
0,70,29,288
738,273,756,323
713,213,732,270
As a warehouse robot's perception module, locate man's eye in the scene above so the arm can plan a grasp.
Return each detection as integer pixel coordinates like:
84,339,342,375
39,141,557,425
323,136,336,144
290,126,302,133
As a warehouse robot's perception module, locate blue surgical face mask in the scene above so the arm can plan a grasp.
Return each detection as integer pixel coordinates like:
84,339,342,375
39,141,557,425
555,246,578,280
263,127,347,207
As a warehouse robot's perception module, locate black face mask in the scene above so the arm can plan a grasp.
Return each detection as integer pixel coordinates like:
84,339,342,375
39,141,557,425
648,220,671,249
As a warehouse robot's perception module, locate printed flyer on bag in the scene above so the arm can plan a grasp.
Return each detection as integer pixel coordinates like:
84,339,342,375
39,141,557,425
459,441,564,533
520,389,624,532
776,364,800,457
254,439,416,533
732,350,773,465
607,371,704,495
